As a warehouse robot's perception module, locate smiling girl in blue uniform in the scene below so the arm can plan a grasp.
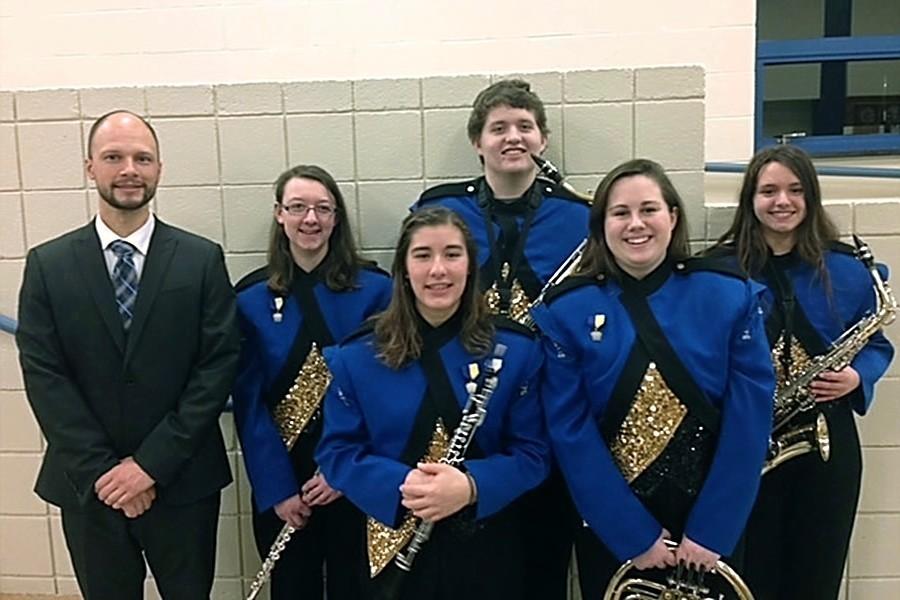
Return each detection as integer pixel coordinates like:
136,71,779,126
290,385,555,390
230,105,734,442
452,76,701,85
532,159,775,598
316,207,549,600
233,165,391,600
707,145,894,600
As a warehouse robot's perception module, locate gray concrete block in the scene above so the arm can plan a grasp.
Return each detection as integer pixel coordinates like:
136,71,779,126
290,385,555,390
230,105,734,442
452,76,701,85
22,190,90,249
357,181,424,248
79,87,146,118
0,92,14,122
355,111,422,179
354,79,420,110
155,186,224,244
667,171,705,239
284,80,352,113
635,100,704,171
563,103,633,174
636,66,704,100
15,90,79,121
855,201,900,236
564,69,633,103
492,72,563,104
153,118,220,186
286,114,354,180
219,116,286,184
824,202,853,236
422,75,491,108
216,83,283,115
225,252,267,284
222,185,275,253
146,86,215,117
0,125,20,191
705,204,737,241
424,108,481,179
18,122,84,190
0,193,24,259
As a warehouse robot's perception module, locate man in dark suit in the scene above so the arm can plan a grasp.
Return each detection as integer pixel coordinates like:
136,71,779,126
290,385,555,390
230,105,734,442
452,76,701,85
16,110,240,600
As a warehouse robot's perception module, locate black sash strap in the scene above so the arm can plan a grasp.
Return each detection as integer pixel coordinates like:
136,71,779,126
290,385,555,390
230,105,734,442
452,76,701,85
263,269,336,411
598,267,720,508
616,282,721,434
477,179,544,303
399,311,485,469
764,255,829,359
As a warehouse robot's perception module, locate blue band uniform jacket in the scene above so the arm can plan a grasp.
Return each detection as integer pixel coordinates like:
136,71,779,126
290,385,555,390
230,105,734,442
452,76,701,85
232,265,392,512
412,177,589,322
755,243,894,415
532,258,775,562
315,319,551,576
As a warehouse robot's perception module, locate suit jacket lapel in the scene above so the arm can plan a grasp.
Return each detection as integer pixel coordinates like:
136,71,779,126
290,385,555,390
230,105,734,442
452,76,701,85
124,221,178,364
74,222,126,354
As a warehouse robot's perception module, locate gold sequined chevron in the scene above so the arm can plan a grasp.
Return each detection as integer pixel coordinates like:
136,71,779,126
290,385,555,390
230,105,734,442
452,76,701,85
272,342,331,450
610,362,687,483
367,419,449,577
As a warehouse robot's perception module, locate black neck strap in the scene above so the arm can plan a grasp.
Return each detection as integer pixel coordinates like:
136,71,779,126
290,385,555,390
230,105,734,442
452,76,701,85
477,178,544,301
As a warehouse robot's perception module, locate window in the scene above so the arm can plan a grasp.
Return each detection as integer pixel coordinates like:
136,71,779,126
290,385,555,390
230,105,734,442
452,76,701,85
756,0,900,156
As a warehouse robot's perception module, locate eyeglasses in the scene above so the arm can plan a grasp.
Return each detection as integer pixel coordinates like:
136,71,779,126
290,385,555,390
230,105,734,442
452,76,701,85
281,203,336,218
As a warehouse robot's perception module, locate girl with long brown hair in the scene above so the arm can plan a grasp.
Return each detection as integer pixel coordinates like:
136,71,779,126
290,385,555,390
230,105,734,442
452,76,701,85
232,164,392,600
708,145,894,599
317,207,550,599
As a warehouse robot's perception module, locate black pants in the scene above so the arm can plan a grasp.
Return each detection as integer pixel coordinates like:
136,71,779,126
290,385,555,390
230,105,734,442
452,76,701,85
575,468,746,599
742,402,862,600
516,468,579,600
368,507,524,600
61,493,220,600
252,496,365,600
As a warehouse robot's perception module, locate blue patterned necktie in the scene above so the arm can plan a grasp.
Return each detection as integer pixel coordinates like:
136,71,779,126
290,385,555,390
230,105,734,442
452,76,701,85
109,240,139,330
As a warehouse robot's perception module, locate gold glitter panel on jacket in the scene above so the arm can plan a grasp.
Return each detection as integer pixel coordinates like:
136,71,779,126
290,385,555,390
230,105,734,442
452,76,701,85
485,278,531,324
367,419,450,577
771,334,815,421
610,363,687,483
273,343,332,450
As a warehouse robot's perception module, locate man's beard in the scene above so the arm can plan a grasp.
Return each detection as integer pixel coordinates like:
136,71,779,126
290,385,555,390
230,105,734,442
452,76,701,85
97,182,156,211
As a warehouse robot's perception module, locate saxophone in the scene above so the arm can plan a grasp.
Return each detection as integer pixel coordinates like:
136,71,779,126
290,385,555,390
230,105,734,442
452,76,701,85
393,343,507,572
517,154,592,330
763,235,897,473
604,540,754,600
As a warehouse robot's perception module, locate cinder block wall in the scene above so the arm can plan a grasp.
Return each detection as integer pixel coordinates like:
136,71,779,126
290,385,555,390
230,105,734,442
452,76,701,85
0,68,898,599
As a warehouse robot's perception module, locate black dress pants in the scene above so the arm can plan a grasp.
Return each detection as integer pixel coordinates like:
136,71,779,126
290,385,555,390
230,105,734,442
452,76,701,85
517,467,579,600
252,495,365,600
367,507,524,600
743,401,862,600
61,493,220,600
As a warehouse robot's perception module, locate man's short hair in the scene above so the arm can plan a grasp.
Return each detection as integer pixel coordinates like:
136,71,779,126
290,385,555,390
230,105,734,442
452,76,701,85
466,79,549,143
87,110,160,158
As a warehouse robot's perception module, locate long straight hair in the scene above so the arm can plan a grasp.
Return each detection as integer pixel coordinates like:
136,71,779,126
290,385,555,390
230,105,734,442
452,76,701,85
710,145,839,279
375,207,493,369
577,159,690,279
266,164,373,294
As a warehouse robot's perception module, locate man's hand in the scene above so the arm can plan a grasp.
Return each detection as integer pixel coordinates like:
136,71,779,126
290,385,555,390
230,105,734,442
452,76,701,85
301,472,343,507
274,494,312,529
120,486,157,519
399,462,470,523
95,457,155,509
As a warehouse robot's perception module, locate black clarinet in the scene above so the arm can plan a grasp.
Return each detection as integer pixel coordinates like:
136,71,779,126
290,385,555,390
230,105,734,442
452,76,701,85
393,343,507,571
370,345,507,600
